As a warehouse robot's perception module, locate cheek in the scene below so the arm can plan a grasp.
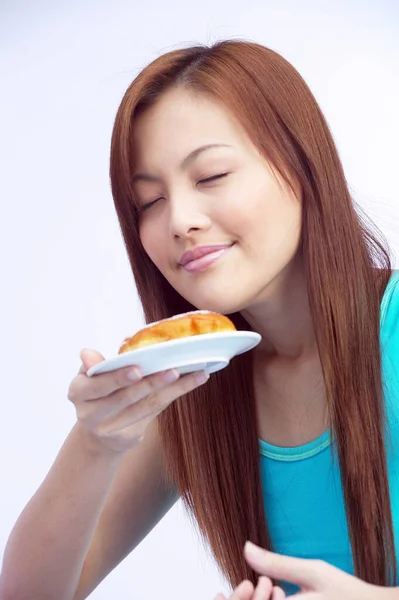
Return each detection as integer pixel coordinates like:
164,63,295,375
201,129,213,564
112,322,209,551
139,222,175,283
223,183,270,238
138,224,150,255
139,223,162,266
229,188,301,251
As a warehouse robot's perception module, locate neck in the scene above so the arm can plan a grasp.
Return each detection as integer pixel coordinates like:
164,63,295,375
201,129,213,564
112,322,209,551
240,255,329,446
253,350,329,447
241,254,316,363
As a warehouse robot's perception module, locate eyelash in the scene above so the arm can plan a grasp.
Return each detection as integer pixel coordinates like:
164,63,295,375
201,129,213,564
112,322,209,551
138,172,230,213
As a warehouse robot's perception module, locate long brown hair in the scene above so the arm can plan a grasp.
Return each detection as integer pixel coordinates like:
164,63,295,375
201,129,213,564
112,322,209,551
109,39,396,590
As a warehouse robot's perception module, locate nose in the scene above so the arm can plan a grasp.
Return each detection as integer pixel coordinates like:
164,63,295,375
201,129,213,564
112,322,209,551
168,192,212,239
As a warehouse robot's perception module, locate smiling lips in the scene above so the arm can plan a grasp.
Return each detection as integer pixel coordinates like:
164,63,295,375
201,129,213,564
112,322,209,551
179,243,234,272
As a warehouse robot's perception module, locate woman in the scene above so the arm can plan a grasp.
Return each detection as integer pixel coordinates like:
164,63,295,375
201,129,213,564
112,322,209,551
1,39,398,600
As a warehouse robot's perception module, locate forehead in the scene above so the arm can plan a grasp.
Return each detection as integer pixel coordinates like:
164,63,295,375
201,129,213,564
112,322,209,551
131,87,254,160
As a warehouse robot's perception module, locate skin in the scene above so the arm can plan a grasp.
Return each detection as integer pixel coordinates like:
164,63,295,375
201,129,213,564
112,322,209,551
218,542,386,599
130,85,391,600
131,86,326,435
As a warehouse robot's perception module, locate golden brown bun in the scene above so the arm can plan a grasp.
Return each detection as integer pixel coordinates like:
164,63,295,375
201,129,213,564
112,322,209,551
118,310,236,353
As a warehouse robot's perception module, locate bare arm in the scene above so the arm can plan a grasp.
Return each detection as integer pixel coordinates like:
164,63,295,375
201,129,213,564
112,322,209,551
0,422,125,600
73,419,179,600
0,420,179,600
0,349,207,600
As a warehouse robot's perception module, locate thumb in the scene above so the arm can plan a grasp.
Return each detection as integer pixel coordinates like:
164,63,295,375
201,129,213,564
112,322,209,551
244,542,323,590
79,348,105,374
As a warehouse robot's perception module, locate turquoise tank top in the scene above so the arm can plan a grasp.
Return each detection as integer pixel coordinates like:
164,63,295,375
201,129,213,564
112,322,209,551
259,270,399,596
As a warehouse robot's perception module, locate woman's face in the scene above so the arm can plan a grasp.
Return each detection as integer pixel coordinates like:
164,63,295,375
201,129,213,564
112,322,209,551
131,86,302,314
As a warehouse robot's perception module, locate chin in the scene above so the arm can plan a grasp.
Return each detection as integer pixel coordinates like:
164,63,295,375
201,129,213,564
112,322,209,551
177,276,257,315
186,296,250,317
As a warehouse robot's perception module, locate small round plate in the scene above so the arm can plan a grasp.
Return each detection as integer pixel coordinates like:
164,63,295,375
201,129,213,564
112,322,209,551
87,331,261,378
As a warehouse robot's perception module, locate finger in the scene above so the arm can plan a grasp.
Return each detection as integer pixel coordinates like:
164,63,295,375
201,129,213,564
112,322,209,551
228,580,255,600
252,576,273,600
95,370,208,435
79,348,106,373
244,543,324,589
72,358,180,404
271,586,286,600
70,362,143,401
75,367,180,422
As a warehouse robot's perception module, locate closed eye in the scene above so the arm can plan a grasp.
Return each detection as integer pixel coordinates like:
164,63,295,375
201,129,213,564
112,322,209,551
138,173,230,213
138,197,163,212
198,172,229,184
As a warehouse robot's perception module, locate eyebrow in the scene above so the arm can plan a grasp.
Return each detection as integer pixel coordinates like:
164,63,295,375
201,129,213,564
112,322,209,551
132,143,233,184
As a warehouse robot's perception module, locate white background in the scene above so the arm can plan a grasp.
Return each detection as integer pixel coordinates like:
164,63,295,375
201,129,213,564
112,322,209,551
1,1,398,598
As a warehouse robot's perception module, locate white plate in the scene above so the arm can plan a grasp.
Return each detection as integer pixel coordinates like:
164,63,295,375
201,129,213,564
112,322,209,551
87,331,261,378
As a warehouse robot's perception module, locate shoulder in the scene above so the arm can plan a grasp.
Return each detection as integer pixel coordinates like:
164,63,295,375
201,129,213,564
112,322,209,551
381,269,399,342
380,271,399,433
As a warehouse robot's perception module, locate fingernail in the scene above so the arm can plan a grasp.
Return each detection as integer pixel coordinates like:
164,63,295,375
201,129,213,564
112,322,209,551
163,369,180,383
127,367,142,381
245,541,263,559
195,371,209,385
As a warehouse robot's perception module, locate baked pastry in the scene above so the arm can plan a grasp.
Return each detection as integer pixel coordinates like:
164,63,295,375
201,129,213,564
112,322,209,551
118,310,236,353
